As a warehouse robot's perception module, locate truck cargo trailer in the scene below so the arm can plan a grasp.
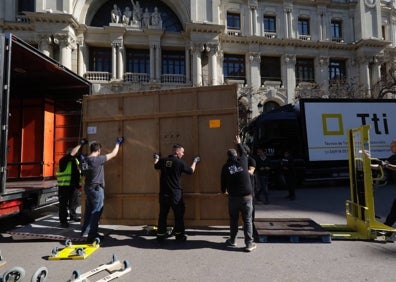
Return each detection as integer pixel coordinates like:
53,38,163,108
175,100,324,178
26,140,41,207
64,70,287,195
0,33,91,218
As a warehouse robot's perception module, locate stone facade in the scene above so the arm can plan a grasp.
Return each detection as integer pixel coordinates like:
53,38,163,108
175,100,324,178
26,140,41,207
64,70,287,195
0,0,395,118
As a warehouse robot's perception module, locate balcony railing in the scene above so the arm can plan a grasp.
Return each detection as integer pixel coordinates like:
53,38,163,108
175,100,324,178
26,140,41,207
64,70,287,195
264,32,277,39
84,71,111,82
124,72,150,83
227,30,242,36
331,37,345,43
161,74,186,84
299,35,312,41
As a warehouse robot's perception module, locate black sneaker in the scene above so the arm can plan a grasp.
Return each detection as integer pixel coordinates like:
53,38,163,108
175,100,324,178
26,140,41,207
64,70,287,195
175,234,187,242
60,222,69,228
225,238,237,247
70,217,81,222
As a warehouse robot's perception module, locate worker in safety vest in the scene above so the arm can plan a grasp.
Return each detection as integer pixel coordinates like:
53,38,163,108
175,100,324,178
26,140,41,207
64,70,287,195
57,139,88,228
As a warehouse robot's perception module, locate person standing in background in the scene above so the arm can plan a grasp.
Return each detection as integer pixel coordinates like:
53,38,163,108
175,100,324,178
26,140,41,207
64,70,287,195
57,139,87,228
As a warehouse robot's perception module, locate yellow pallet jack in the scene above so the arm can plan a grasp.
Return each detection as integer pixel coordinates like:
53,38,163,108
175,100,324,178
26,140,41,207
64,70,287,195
48,238,100,260
322,125,396,240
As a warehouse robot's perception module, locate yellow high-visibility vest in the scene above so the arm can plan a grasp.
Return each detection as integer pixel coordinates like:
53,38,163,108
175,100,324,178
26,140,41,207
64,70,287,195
56,158,79,186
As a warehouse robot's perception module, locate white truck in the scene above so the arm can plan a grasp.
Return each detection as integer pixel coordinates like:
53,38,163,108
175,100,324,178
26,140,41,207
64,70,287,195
0,33,91,218
245,98,396,182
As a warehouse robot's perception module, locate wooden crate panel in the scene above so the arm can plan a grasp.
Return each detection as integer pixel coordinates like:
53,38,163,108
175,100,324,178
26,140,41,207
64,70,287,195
158,89,196,113
83,85,239,226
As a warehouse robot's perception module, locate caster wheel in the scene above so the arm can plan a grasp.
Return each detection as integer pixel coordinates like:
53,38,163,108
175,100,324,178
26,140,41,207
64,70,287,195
31,267,48,282
75,248,84,256
92,237,100,246
51,247,58,256
3,266,26,282
122,260,130,270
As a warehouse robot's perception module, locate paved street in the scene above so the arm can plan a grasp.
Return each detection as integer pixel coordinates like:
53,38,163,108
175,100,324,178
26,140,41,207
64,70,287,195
1,184,396,281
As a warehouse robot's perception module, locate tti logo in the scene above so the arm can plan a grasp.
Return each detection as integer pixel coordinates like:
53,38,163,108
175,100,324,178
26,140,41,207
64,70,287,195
321,113,389,135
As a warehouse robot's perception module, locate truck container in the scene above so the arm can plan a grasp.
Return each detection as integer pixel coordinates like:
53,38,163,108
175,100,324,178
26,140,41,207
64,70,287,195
0,33,91,218
245,98,396,182
82,84,239,226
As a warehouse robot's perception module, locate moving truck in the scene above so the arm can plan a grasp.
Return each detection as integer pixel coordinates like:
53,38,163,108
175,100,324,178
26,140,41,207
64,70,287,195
245,99,396,182
0,33,91,218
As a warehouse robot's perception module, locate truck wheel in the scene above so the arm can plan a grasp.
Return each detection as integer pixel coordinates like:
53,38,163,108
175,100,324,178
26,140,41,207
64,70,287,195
65,239,72,247
31,267,48,282
3,266,26,282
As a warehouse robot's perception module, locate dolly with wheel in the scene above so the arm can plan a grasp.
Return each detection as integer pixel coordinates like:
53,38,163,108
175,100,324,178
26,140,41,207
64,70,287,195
68,254,131,282
0,266,48,282
48,238,100,260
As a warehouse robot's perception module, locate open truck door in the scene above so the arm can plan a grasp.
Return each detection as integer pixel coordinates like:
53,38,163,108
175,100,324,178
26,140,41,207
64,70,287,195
0,33,91,217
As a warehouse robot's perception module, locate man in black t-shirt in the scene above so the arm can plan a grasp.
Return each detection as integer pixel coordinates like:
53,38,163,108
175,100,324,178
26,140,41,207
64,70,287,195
154,144,200,242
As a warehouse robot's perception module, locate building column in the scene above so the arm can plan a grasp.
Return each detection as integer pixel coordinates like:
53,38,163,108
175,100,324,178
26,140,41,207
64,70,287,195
155,45,161,82
284,8,293,39
247,52,261,90
249,0,258,36
117,43,124,80
208,44,218,85
111,41,117,79
185,46,191,83
150,44,155,81
358,56,371,97
191,44,203,86
371,55,382,86
55,33,73,69
282,54,296,103
38,35,52,58
317,56,329,94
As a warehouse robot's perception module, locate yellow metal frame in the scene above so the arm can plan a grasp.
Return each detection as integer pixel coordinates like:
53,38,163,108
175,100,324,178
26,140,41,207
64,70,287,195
48,240,100,260
322,125,396,240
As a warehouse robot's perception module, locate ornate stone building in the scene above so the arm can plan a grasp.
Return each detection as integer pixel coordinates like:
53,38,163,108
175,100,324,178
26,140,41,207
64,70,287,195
0,0,395,117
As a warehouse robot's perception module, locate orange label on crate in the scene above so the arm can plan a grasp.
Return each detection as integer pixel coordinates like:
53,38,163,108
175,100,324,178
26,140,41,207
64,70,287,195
209,119,221,128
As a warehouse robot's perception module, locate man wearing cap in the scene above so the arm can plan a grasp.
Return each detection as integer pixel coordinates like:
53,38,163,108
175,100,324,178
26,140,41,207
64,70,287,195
221,135,256,252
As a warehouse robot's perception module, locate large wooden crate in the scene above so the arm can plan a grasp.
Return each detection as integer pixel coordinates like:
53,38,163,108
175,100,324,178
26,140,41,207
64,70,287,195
82,85,239,226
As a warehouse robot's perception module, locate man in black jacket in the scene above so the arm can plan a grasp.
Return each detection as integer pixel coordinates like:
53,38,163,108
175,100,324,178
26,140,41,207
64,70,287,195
221,135,256,252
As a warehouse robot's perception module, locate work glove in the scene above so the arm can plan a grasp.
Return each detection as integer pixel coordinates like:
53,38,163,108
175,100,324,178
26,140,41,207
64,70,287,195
80,138,88,146
116,137,124,145
153,153,160,160
193,156,201,163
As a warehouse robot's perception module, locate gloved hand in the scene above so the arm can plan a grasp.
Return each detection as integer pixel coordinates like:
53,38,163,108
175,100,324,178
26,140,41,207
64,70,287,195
153,153,160,160
193,156,201,163
116,137,124,145
80,138,88,146
381,160,389,168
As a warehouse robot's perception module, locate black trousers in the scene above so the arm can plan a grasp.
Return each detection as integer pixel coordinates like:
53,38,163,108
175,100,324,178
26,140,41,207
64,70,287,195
157,194,185,237
385,199,396,227
58,186,80,223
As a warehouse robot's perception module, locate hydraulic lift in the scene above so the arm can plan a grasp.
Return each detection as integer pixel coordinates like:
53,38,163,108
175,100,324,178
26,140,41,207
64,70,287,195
322,125,396,240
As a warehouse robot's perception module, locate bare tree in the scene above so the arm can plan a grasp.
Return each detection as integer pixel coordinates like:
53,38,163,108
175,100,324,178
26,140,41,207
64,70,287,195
371,66,396,99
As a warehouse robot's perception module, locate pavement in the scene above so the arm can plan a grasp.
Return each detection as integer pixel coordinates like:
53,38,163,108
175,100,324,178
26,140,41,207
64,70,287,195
1,183,396,281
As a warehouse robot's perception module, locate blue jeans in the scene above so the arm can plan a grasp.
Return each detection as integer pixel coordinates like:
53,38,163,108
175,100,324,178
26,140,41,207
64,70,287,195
228,195,254,245
81,185,104,239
